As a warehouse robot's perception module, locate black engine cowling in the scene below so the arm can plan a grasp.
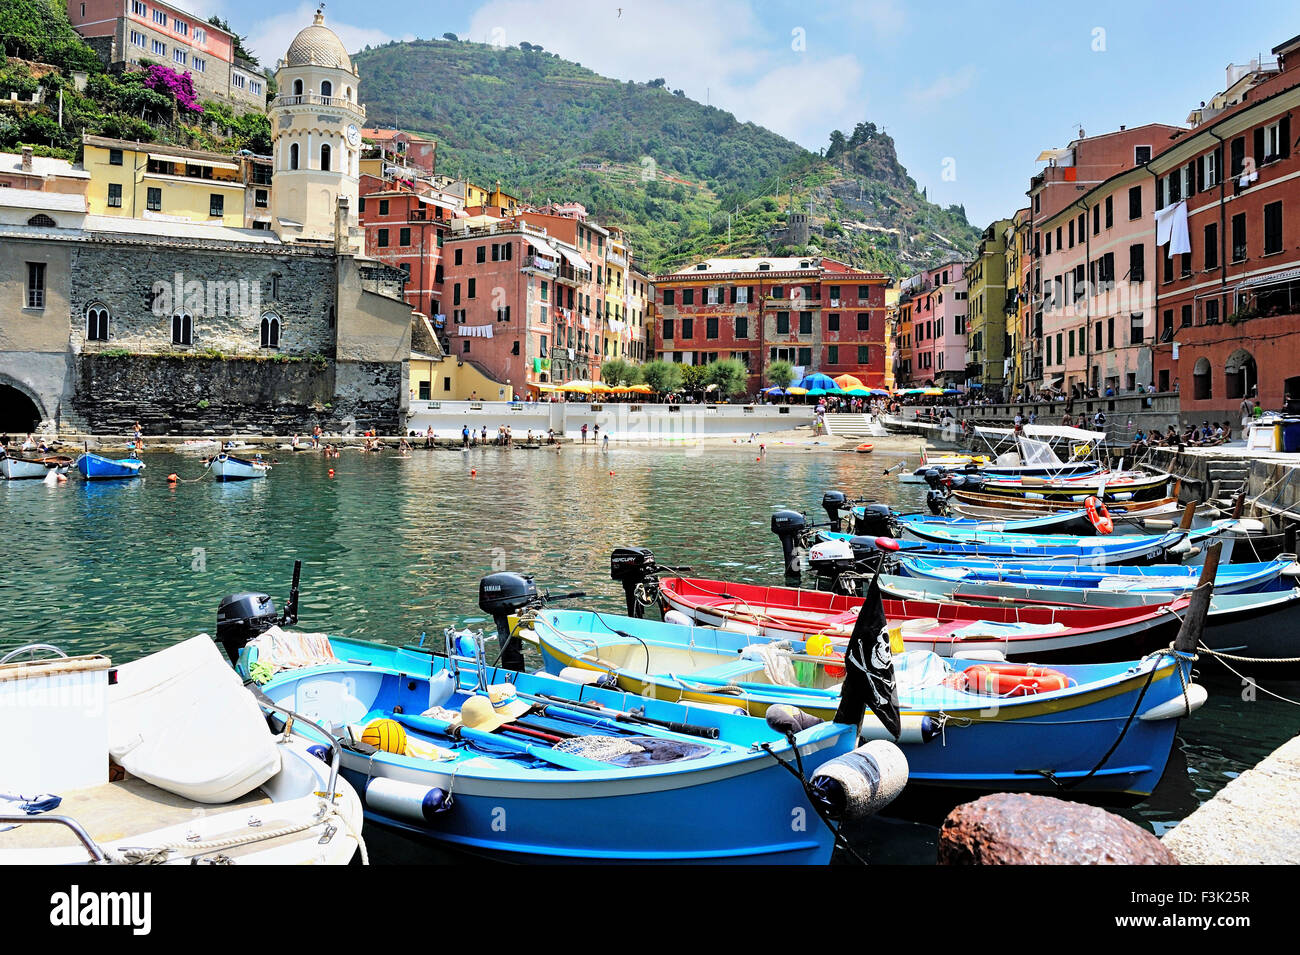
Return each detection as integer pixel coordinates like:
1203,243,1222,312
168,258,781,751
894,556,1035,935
821,490,850,533
852,503,895,538
216,592,278,664
772,509,809,576
478,572,540,671
611,546,659,617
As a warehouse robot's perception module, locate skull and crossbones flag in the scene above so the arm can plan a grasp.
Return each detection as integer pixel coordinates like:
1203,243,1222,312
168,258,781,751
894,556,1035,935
832,570,901,739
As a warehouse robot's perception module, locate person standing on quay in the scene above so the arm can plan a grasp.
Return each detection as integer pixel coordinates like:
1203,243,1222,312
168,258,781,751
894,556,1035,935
581,423,589,444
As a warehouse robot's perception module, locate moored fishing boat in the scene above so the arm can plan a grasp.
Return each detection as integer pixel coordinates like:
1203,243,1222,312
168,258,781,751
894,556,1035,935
654,574,1189,661
207,453,270,481
947,489,1185,522
75,452,144,480
1,453,72,480
0,638,363,865
970,469,1174,503
527,603,1204,798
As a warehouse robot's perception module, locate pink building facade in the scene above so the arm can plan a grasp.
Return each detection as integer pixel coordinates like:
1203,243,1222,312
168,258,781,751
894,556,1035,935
906,260,967,384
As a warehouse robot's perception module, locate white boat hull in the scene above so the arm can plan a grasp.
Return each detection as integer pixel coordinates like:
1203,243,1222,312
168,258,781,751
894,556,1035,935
210,455,270,481
1,458,51,480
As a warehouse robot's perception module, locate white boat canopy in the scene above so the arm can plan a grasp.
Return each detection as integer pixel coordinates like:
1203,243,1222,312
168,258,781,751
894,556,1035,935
974,423,1107,443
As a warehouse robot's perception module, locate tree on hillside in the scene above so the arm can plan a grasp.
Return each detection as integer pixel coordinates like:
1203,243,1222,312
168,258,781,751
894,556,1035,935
442,33,459,41
827,129,846,160
766,360,795,389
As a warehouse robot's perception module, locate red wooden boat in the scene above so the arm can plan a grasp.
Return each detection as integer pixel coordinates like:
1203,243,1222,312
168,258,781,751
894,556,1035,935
657,576,1190,662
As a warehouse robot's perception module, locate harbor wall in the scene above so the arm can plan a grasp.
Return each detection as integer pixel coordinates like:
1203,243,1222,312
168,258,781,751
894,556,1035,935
72,354,403,435
406,400,815,439
896,392,1182,443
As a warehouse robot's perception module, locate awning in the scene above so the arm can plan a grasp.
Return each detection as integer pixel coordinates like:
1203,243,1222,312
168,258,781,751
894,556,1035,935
149,152,239,171
556,246,590,271
524,235,557,258
1237,267,1300,289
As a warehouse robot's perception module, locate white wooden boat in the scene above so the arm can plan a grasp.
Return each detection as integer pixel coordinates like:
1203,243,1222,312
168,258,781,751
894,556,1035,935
0,637,364,865
208,453,270,481
1,453,72,480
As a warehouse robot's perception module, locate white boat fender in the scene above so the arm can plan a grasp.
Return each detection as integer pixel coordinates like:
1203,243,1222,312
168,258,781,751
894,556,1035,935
720,619,761,637
662,609,694,627
1280,560,1300,577
1139,683,1208,721
765,703,823,734
364,777,453,824
1144,519,1174,531
809,740,909,820
951,648,1007,662
556,666,606,685
859,713,941,744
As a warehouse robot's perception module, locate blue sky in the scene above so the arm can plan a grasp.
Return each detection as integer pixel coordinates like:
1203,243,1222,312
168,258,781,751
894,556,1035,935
191,0,1297,226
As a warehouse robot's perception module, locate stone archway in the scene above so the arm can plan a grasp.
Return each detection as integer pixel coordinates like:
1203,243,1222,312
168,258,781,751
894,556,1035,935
0,376,46,434
1225,348,1257,401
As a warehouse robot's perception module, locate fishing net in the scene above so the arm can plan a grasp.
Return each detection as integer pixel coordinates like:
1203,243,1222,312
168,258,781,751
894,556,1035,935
553,735,713,767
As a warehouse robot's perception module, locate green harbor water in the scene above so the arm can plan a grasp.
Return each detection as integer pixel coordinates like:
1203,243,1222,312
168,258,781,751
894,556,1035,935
3,442,1297,862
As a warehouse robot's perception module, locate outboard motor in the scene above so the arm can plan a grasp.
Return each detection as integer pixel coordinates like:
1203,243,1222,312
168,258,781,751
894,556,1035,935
807,538,859,594
962,471,986,492
215,560,301,664
772,509,810,576
921,468,943,489
611,546,660,617
478,572,541,671
821,490,851,533
852,503,896,538
926,488,949,516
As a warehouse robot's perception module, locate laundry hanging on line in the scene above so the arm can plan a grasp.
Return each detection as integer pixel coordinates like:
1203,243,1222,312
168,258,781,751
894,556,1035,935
1154,200,1191,256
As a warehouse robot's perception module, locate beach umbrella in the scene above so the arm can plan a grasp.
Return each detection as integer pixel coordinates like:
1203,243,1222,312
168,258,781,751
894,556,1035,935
834,374,866,391
628,383,654,394
847,388,872,397
869,389,890,396
762,387,785,396
943,388,962,395
922,388,944,396
787,387,809,396
560,379,596,393
794,373,838,391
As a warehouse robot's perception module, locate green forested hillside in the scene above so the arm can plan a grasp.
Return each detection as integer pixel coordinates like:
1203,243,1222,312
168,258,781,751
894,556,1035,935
354,39,980,273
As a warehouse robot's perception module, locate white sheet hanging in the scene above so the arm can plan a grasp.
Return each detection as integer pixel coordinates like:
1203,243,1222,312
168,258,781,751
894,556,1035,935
457,324,494,338
1154,200,1191,256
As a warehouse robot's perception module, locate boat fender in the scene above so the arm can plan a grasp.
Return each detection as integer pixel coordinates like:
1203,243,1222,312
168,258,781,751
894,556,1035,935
765,703,823,735
306,744,331,763
859,714,940,744
556,666,606,685
1139,683,1207,721
951,648,1007,662
874,536,901,551
663,609,693,627
1281,561,1300,577
720,619,761,637
364,777,452,824
809,740,908,820
1144,519,1174,531
1228,518,1265,535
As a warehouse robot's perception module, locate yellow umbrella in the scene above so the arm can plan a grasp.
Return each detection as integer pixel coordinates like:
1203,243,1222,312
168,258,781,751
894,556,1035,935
922,387,944,396
591,382,615,394
628,383,654,394
834,374,866,390
787,386,809,395
560,380,596,393
536,383,562,392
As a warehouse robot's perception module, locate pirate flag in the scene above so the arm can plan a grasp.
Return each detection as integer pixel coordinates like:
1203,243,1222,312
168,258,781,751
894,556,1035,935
832,569,901,739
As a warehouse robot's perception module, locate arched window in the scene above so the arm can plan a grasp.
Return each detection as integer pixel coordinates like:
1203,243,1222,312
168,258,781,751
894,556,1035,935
1193,356,1213,400
320,143,331,172
321,80,332,98
27,214,56,227
171,312,192,346
293,78,303,96
260,314,280,349
289,142,299,170
86,303,110,342
345,86,352,101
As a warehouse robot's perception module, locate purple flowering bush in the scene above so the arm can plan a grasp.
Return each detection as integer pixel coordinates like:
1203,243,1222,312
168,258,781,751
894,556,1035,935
143,64,203,114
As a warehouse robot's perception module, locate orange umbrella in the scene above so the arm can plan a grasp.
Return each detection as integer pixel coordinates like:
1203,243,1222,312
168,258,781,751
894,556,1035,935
834,374,866,391
628,383,654,394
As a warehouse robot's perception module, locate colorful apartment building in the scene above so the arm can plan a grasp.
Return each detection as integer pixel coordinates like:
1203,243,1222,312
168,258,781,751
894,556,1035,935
904,261,967,385
82,134,255,228
1149,37,1300,417
1007,208,1032,395
653,256,890,394
66,0,264,112
359,177,458,321
0,147,90,196
966,221,1011,392
360,128,437,178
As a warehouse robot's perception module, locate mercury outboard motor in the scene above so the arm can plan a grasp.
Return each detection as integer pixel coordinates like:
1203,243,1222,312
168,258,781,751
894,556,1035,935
772,509,810,576
852,503,896,538
611,546,659,617
215,560,301,664
478,572,540,671
821,490,851,533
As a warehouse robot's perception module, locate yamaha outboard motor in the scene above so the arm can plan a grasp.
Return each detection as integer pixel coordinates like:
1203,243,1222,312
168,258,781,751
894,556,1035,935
852,503,896,538
921,468,943,489
611,546,659,617
772,509,809,576
821,490,851,533
926,488,949,516
215,560,301,664
478,572,540,671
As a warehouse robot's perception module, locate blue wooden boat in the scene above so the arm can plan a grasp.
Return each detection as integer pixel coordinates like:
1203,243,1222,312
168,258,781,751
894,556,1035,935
242,631,880,864
75,452,144,480
888,517,1250,551
896,555,1300,594
892,508,1100,537
529,608,1204,798
813,526,1193,565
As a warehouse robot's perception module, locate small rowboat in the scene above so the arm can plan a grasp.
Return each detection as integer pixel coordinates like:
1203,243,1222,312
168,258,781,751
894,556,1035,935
1,453,72,480
246,631,871,864
657,575,1188,661
948,490,1185,522
75,452,144,480
972,470,1174,503
895,554,1300,594
208,454,270,481
855,443,873,453
893,508,1101,538
529,608,1204,798
813,525,1193,565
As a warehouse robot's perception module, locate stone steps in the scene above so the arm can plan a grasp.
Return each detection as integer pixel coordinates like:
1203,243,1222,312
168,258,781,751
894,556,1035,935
823,413,881,438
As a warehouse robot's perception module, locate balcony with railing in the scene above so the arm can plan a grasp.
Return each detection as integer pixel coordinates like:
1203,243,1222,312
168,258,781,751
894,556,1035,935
271,93,365,117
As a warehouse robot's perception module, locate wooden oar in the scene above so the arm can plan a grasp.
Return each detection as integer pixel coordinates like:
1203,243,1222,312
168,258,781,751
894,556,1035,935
525,691,721,739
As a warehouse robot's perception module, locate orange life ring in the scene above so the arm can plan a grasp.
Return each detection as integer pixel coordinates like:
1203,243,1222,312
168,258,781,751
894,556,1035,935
961,663,1072,697
856,443,874,453
1085,495,1114,534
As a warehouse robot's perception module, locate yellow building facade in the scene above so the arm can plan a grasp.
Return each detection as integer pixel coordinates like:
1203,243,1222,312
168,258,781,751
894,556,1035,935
83,135,248,228
410,352,514,402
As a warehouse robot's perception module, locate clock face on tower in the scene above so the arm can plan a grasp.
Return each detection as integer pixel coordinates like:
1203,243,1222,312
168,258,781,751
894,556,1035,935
346,124,360,148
